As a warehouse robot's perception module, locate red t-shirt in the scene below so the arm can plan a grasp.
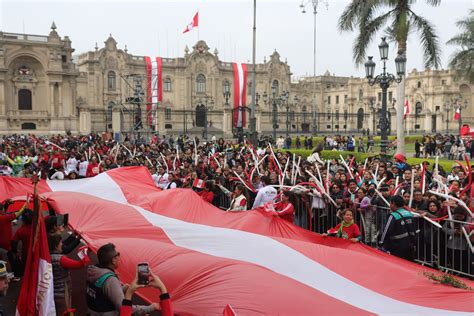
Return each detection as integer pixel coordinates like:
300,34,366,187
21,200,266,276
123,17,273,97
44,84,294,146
274,201,295,223
51,153,64,169
198,191,214,203
86,162,102,177
0,213,16,250
330,223,361,239
13,224,32,260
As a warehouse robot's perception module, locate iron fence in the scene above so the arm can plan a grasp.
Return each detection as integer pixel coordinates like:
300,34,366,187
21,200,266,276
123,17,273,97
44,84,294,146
214,185,473,279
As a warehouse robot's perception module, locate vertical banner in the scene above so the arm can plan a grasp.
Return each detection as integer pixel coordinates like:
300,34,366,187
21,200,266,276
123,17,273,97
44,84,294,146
145,57,163,128
232,63,247,128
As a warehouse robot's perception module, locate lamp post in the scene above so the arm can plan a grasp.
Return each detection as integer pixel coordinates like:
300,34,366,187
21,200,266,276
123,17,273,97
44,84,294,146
369,98,377,136
344,109,348,134
271,84,278,140
364,37,406,154
279,90,290,137
443,101,451,134
300,0,327,135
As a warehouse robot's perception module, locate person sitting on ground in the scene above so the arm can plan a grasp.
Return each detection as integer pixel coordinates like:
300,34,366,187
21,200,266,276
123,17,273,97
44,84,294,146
120,270,172,316
86,243,157,316
322,209,361,243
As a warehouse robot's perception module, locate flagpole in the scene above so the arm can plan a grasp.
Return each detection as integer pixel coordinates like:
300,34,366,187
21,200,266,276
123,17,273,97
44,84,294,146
197,9,200,40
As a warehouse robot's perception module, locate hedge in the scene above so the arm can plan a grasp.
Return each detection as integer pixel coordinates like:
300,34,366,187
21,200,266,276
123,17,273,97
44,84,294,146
285,149,455,171
291,135,422,147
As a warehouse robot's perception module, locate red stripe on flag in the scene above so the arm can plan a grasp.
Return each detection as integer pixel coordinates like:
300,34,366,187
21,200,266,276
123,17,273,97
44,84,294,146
232,63,240,128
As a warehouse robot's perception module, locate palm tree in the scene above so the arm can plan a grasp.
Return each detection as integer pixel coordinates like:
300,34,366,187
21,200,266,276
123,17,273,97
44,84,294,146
447,10,474,83
338,0,442,155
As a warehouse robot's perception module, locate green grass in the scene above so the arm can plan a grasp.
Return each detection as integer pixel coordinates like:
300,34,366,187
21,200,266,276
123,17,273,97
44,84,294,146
291,135,422,147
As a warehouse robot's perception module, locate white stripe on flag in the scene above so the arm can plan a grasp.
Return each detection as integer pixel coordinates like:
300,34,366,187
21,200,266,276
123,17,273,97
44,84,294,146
37,258,56,316
237,63,244,127
46,174,470,315
151,60,158,105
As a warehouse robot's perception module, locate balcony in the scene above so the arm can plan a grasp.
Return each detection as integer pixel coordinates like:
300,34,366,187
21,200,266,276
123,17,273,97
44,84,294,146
7,110,50,120
0,32,48,43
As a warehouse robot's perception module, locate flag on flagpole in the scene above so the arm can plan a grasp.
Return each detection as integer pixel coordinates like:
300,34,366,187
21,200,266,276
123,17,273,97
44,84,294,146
454,107,461,121
403,99,410,120
16,176,55,316
183,12,199,34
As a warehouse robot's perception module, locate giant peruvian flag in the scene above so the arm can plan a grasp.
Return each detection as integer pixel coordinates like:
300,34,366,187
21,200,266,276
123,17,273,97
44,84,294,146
16,194,55,315
232,63,247,128
144,56,163,127
2,168,473,315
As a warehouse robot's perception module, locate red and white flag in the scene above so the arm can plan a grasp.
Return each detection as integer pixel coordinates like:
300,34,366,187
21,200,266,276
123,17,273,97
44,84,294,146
145,56,163,127
403,99,410,120
232,63,247,128
3,168,474,315
460,124,474,137
454,107,461,121
183,12,199,34
192,178,205,189
16,198,55,315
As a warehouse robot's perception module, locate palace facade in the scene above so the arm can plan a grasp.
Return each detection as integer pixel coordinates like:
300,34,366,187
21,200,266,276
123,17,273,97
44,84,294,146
0,24,472,138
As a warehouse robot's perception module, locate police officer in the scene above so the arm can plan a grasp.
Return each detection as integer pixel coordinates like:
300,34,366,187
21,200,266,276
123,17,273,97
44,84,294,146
379,195,417,260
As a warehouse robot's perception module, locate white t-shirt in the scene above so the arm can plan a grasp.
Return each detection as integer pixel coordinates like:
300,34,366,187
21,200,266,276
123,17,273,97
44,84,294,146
152,173,169,189
252,185,277,209
78,160,89,177
65,158,78,175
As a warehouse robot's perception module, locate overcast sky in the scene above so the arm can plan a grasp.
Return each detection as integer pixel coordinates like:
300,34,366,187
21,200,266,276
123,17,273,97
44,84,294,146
0,0,471,78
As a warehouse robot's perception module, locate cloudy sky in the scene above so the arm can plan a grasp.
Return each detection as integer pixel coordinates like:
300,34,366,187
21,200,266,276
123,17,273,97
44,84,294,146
0,0,471,78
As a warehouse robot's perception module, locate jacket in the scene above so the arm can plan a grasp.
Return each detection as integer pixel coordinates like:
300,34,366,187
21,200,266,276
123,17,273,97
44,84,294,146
86,265,154,316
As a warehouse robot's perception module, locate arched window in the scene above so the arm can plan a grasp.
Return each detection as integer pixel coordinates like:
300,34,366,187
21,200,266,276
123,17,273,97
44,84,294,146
18,89,32,110
164,77,172,92
223,80,230,93
272,80,279,96
357,108,364,130
107,71,116,91
417,81,421,89
302,105,307,113
196,74,206,93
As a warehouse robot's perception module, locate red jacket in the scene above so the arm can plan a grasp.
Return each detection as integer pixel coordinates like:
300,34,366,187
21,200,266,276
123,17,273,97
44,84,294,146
329,223,361,240
274,201,295,223
0,213,16,250
198,190,214,203
120,293,172,316
86,162,102,177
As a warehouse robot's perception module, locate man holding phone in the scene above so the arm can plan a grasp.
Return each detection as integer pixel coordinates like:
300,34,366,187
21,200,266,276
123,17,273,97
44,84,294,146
86,243,157,316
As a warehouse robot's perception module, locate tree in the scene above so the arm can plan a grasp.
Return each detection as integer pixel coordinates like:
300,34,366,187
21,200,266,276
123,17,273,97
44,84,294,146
338,0,442,155
447,10,474,83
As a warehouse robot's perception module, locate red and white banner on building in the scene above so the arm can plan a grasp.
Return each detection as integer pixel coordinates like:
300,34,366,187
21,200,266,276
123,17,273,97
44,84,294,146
2,168,473,315
232,63,247,128
145,56,163,127
403,99,410,120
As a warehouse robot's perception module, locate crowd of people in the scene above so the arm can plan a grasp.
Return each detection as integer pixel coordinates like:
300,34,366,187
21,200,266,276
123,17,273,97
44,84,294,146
0,132,473,314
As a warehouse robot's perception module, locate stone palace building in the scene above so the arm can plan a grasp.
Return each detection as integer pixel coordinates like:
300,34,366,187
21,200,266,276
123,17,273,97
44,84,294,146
0,24,472,138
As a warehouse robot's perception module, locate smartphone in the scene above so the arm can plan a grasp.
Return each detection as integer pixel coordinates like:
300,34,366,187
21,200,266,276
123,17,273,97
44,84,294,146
137,263,150,285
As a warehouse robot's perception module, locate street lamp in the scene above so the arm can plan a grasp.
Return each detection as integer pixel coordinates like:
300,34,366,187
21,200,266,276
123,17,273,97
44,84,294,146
443,101,452,134
453,95,469,134
271,85,278,140
300,0,328,135
364,37,406,154
280,90,290,137
369,97,377,136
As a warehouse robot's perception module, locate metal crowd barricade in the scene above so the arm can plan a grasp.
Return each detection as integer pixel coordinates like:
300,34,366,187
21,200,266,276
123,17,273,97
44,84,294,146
295,194,473,279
